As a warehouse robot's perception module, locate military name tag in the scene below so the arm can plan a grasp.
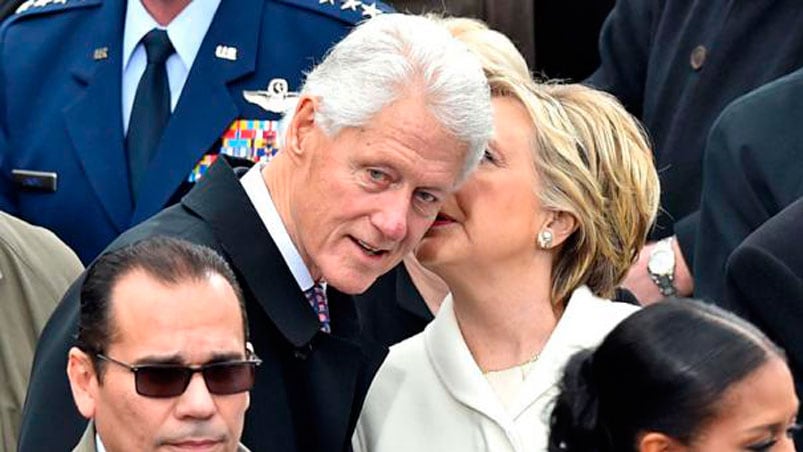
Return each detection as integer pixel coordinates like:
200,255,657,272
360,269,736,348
12,169,57,192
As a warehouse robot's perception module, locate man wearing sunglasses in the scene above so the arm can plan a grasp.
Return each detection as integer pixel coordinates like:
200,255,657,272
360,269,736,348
66,237,258,452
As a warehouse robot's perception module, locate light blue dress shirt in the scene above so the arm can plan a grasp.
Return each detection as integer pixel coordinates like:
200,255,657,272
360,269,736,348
121,0,221,134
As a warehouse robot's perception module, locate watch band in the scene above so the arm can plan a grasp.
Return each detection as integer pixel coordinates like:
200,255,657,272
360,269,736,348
651,273,677,297
648,237,678,297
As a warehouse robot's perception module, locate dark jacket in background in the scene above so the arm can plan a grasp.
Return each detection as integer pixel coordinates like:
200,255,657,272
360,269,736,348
725,196,803,446
20,159,387,452
587,0,803,267
533,0,613,81
391,0,535,70
694,67,803,305
0,0,23,22
391,0,613,82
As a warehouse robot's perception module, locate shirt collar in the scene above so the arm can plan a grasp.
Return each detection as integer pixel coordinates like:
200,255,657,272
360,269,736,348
95,432,107,452
123,0,221,72
240,164,317,292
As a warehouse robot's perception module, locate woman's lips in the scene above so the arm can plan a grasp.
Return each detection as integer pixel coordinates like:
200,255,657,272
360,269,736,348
431,212,457,227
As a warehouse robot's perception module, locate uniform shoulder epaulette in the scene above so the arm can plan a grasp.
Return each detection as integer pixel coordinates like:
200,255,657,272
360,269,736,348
13,0,100,18
274,0,394,25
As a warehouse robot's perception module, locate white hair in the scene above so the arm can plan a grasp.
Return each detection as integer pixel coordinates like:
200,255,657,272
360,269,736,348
301,13,493,180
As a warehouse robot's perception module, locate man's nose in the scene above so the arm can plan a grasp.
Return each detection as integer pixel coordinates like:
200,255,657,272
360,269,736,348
174,373,216,420
371,191,410,242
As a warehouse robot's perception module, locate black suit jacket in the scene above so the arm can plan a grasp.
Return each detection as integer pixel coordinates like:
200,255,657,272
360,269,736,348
19,158,387,452
725,196,803,445
694,67,803,306
355,264,433,349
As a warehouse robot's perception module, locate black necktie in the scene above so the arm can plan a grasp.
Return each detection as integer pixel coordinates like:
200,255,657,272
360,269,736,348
126,28,175,202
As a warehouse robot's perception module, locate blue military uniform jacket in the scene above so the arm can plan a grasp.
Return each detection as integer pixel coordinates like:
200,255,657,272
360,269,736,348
0,0,391,263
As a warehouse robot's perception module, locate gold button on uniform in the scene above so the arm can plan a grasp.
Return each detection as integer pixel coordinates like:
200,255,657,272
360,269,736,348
690,45,707,70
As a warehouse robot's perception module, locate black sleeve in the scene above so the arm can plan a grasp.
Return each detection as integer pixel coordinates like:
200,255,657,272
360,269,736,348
693,75,803,306
584,0,656,117
725,198,803,440
673,210,698,273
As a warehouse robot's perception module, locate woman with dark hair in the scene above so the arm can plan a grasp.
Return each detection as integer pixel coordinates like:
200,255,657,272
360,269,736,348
549,299,799,452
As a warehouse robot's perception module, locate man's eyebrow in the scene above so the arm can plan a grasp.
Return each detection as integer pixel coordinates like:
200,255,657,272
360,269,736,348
133,353,183,366
206,351,247,363
131,351,245,366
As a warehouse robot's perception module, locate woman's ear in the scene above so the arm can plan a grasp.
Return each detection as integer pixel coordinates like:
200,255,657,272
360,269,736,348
284,95,321,160
540,210,578,249
638,432,687,452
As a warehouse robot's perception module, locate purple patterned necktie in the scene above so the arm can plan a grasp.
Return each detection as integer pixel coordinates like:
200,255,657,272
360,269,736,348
304,283,331,333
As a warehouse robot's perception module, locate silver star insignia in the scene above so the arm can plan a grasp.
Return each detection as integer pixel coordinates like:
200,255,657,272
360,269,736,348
319,0,335,4
360,2,382,18
340,0,361,11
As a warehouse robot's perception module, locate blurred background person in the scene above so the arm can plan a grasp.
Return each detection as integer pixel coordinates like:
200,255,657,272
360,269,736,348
354,18,659,451
0,211,83,451
549,299,799,452
67,237,257,451
588,0,803,304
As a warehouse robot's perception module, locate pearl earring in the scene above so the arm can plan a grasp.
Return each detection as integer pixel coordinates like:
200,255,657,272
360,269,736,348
538,229,554,249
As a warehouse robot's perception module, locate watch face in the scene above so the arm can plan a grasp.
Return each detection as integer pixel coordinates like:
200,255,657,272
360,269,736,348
649,250,674,275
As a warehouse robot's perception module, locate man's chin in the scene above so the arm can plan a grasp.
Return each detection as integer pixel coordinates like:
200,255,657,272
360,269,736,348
325,265,394,294
328,275,380,295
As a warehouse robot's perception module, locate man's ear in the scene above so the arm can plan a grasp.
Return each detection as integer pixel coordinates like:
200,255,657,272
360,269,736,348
67,346,99,420
541,210,578,249
284,95,321,161
638,432,687,452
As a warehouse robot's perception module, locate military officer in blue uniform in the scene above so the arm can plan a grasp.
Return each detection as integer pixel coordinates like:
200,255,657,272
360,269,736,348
0,0,392,264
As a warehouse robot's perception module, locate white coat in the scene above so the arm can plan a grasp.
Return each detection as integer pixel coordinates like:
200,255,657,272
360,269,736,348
353,286,638,452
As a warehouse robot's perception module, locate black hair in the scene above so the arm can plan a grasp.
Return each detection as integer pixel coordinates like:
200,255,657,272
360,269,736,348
77,236,248,376
548,299,784,452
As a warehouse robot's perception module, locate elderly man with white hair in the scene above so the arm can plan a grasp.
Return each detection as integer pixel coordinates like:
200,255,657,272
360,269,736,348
21,13,493,452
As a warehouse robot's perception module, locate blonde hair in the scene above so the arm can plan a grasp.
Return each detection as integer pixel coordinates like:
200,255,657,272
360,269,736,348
435,17,531,98
439,18,660,304
529,84,660,304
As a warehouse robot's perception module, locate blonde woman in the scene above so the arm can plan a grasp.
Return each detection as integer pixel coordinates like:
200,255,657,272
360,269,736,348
353,18,660,452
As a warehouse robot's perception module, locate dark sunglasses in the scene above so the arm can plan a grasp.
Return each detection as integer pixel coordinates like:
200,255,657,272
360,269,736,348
96,353,262,398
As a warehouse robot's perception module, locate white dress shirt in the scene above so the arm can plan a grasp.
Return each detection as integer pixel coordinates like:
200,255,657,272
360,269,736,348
94,434,106,452
353,286,639,452
240,164,317,292
122,0,221,133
